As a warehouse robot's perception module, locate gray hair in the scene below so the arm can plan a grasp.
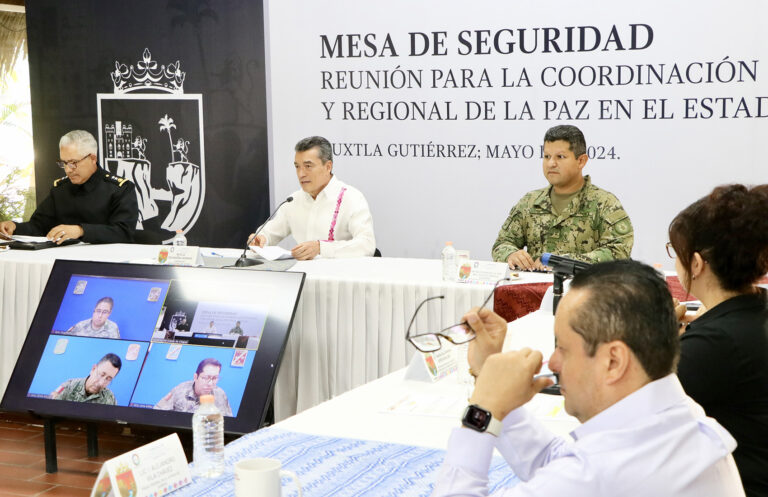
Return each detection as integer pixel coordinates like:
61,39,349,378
295,136,333,163
59,130,97,156
543,125,586,158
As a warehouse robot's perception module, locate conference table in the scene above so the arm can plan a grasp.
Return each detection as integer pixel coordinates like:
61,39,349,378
0,243,553,420
175,310,576,497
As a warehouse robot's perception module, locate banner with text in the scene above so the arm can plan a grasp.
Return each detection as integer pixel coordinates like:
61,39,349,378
266,0,767,265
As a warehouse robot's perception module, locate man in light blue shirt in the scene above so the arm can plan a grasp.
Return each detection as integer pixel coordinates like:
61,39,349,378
433,260,743,496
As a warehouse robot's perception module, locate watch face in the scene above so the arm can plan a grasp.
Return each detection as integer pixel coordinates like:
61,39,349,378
463,405,491,431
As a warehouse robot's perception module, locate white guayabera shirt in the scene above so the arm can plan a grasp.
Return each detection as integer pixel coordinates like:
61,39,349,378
261,175,376,258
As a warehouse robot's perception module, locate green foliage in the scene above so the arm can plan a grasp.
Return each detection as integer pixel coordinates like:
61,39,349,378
0,160,34,221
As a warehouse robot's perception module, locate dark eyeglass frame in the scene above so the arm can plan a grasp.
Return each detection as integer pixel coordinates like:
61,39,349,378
56,154,91,170
406,277,509,353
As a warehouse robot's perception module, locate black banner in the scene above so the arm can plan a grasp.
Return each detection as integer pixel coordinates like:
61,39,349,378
26,0,269,247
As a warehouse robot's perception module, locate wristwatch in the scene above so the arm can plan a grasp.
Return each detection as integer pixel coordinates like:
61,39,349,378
461,404,502,437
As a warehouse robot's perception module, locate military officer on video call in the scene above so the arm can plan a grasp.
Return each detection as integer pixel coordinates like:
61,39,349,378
0,130,138,244
51,353,122,405
154,358,233,416
492,125,633,270
66,296,121,339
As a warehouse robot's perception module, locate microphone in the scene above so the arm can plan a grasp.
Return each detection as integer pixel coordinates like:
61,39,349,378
541,253,592,316
233,196,293,268
540,253,591,276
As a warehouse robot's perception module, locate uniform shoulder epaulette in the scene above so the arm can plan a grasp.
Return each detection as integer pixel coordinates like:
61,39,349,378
52,175,69,187
103,173,130,187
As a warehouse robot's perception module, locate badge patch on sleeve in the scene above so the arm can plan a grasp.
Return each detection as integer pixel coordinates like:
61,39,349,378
614,219,631,235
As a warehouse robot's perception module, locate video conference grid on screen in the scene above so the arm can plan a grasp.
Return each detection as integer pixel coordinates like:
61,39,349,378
28,273,271,417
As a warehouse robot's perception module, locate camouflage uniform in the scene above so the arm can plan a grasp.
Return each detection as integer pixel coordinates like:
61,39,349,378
67,318,120,339
492,176,633,264
153,380,233,416
229,325,243,335
51,377,116,405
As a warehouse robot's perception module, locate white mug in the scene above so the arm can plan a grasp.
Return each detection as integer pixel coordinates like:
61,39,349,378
234,458,302,497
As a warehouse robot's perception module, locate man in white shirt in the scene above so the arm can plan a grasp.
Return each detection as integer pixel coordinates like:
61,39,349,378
249,136,375,259
433,260,744,496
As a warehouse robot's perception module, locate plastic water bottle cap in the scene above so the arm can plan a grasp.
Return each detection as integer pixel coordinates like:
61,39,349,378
445,241,453,246
199,394,214,404
176,230,183,234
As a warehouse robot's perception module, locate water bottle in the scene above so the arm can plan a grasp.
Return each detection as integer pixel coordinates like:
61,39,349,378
441,241,457,281
173,229,187,246
192,395,225,478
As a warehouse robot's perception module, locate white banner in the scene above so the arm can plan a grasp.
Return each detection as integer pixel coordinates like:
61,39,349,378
265,0,767,267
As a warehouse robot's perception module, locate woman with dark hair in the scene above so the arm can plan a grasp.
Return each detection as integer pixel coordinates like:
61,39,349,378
668,184,768,497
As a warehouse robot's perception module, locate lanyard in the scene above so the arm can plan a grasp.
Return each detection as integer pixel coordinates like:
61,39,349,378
326,187,347,241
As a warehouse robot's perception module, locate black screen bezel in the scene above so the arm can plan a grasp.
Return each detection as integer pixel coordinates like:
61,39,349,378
0,260,305,435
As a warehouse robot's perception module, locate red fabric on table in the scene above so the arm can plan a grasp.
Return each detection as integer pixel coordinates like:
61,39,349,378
493,282,553,323
666,275,768,302
493,275,768,323
665,275,695,302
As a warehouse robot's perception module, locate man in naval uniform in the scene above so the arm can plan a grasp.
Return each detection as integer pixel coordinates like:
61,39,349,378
153,358,233,416
0,130,138,244
51,353,122,405
67,296,120,339
492,125,633,270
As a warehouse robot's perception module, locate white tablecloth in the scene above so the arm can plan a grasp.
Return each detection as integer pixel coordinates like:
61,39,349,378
0,244,552,420
277,310,572,446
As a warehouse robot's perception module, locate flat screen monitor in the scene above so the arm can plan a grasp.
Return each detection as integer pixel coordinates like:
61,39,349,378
1,260,305,435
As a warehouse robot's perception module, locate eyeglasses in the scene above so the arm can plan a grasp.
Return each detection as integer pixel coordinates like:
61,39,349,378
198,374,219,383
56,154,91,170
665,242,676,259
406,278,509,353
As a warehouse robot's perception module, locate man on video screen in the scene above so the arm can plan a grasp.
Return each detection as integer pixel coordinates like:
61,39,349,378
229,321,244,335
175,316,190,332
67,296,120,339
154,358,233,415
51,353,122,405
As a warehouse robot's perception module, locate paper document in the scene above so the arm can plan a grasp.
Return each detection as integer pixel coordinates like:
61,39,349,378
12,235,50,243
381,392,466,418
249,245,293,261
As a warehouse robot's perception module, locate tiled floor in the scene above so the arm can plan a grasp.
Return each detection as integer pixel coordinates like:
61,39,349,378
0,412,180,497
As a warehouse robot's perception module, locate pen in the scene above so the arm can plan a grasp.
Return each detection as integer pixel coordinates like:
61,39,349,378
533,373,558,381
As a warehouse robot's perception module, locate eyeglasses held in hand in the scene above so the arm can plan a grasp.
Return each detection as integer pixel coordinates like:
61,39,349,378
406,278,509,353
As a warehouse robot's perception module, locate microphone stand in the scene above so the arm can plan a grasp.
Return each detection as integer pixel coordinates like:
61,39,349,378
233,197,293,268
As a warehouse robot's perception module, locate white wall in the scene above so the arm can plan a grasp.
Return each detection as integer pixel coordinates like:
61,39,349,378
265,1,768,268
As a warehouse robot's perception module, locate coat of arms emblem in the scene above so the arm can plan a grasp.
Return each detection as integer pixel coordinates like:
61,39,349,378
97,49,205,242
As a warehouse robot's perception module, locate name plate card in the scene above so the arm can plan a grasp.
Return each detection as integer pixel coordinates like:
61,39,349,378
157,245,204,266
91,433,191,497
405,347,457,383
456,260,508,284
